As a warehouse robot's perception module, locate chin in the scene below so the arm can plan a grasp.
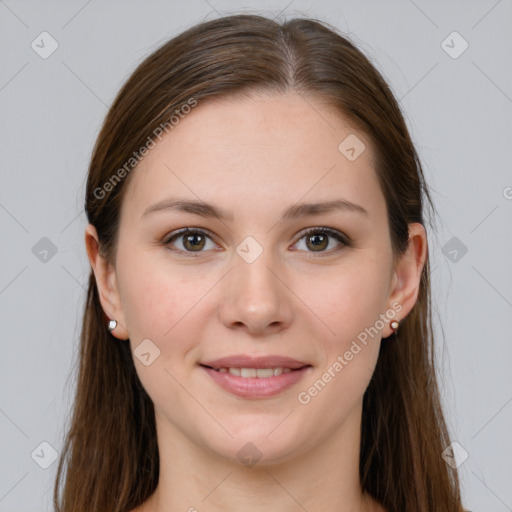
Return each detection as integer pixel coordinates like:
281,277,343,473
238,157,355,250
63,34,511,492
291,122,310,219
201,425,309,468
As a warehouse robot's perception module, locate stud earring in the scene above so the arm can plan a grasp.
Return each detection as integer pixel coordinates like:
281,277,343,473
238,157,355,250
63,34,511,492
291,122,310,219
390,320,399,335
107,319,117,332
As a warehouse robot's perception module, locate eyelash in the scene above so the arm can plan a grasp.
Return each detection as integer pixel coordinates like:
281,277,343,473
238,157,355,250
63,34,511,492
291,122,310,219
161,227,352,258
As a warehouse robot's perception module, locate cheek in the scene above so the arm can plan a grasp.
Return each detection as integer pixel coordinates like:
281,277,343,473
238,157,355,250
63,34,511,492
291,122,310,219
120,272,175,339
116,252,207,401
300,259,389,344
116,248,187,340
297,266,386,413
116,248,219,359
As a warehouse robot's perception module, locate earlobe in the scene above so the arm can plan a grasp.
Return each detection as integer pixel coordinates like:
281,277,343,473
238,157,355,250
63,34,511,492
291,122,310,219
84,224,129,340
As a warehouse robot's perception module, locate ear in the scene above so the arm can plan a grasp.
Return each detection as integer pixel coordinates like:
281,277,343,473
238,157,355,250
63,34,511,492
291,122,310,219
85,223,129,340
383,222,428,338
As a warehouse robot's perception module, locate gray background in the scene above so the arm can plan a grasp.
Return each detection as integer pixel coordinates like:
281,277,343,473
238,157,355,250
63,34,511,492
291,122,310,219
1,1,511,511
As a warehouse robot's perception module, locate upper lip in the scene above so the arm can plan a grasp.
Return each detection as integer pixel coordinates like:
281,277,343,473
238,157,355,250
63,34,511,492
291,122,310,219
200,355,310,370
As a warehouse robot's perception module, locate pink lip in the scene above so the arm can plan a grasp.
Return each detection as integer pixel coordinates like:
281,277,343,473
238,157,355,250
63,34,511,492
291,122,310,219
200,355,309,370
200,365,312,399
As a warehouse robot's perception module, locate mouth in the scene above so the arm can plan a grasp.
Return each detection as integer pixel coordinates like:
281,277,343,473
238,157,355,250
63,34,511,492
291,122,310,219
199,363,313,399
199,364,311,378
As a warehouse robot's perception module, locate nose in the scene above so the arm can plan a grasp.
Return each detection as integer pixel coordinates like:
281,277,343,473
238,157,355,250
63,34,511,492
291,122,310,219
218,249,294,335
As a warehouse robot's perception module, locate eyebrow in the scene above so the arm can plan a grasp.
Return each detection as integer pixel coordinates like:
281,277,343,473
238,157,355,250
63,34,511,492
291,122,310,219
141,197,369,222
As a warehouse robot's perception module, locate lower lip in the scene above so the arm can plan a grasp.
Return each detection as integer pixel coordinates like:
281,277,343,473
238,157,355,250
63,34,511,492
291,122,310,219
200,365,311,399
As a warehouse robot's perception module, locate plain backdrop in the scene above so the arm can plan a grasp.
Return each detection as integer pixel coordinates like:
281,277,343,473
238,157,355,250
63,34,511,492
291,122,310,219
1,1,511,511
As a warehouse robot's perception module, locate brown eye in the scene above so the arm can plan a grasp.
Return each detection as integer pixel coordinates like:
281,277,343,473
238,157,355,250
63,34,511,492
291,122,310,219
164,228,217,256
305,233,329,252
294,228,350,255
182,232,206,251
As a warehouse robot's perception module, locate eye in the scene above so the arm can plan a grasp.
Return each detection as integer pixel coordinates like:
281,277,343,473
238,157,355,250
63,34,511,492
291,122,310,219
163,228,218,256
293,227,351,255
161,226,352,258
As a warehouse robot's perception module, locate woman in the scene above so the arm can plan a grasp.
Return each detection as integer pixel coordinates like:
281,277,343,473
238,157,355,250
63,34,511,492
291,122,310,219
54,14,469,512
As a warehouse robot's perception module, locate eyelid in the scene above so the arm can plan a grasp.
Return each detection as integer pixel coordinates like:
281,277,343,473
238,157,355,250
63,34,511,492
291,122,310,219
296,226,351,245
162,227,213,245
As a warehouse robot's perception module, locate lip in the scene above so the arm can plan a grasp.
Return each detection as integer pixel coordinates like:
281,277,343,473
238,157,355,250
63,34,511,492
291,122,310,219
200,365,312,399
200,355,309,370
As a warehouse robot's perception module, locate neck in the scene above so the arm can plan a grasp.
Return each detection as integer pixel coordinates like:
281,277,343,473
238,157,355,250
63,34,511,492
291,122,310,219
141,401,382,512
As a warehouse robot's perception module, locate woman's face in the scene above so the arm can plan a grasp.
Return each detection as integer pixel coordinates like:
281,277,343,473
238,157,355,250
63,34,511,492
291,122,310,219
89,91,424,465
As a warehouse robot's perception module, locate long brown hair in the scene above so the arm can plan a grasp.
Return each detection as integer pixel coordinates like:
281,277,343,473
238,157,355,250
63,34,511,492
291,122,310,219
54,14,467,512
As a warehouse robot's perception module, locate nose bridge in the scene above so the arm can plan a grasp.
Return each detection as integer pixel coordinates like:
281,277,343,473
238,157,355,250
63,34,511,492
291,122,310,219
232,239,282,303
219,237,293,332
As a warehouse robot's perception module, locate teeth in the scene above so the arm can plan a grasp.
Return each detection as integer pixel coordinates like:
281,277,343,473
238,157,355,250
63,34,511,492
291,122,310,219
219,367,294,378
255,368,274,378
240,368,257,378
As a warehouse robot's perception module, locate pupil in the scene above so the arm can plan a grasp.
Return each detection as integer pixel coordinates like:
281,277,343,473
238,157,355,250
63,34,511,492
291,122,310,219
308,234,327,251
185,234,204,250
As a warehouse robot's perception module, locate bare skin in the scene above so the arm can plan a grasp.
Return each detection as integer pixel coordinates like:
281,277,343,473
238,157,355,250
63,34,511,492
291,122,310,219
86,91,426,512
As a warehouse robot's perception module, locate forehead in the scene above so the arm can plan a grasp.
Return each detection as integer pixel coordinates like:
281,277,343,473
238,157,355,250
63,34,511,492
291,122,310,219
121,92,385,222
